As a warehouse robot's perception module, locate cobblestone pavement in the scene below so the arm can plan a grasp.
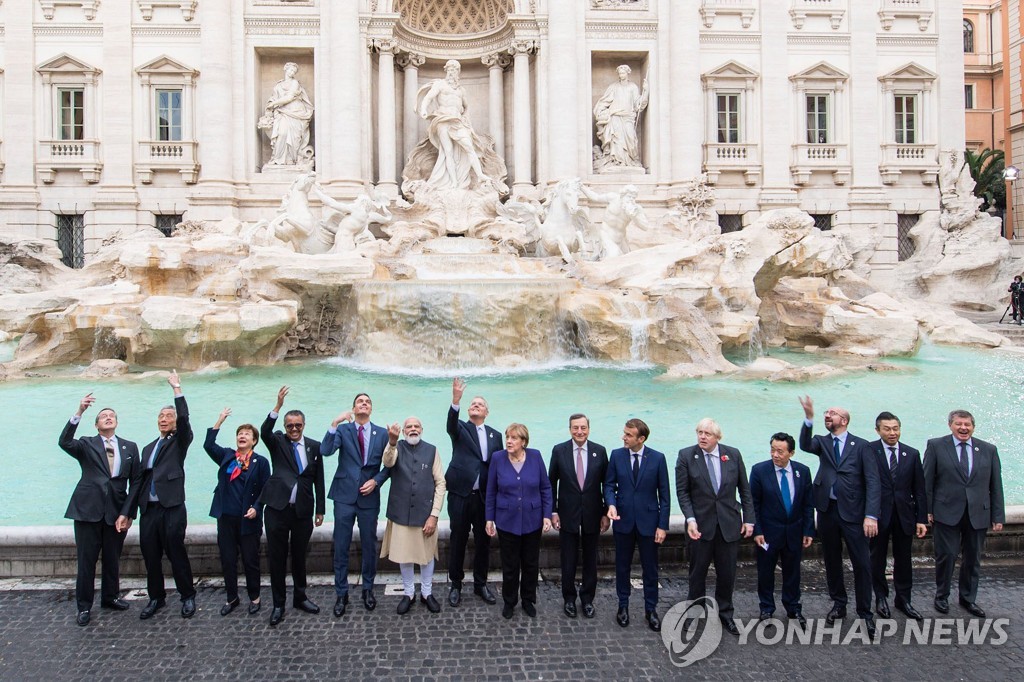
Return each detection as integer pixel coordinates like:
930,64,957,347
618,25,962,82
1,559,1023,681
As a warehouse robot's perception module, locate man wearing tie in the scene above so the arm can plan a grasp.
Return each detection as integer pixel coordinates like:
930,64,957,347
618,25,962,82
675,418,755,636
444,377,502,607
798,396,880,639
923,409,1005,617
868,411,928,621
260,386,325,626
59,394,142,626
750,432,814,627
320,393,391,617
548,413,609,619
605,418,671,632
138,371,196,620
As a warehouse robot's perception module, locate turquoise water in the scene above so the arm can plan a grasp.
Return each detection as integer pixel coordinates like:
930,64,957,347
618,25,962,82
4,344,1022,526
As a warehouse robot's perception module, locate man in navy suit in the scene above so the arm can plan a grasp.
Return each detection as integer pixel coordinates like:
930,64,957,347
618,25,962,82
605,418,670,632
321,393,392,617
59,393,142,626
798,396,880,639
750,432,814,626
444,377,503,607
549,413,608,619
924,409,1004,617
676,418,755,635
868,411,928,621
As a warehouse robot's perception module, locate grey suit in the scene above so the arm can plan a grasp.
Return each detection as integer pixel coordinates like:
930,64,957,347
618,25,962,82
676,443,754,619
923,435,1005,603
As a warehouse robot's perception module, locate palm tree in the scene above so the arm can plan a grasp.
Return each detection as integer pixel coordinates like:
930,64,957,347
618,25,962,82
964,147,1005,211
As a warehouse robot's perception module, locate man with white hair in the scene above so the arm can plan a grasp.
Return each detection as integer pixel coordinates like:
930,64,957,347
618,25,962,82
380,417,446,614
675,418,754,636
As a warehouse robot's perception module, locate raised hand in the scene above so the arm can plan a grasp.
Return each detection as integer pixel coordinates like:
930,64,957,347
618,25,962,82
274,385,289,412
798,395,814,420
77,393,95,416
168,369,181,389
387,422,401,445
332,411,354,428
214,407,232,430
452,377,467,405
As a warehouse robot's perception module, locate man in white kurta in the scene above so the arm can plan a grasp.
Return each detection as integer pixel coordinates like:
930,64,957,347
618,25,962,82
380,417,446,614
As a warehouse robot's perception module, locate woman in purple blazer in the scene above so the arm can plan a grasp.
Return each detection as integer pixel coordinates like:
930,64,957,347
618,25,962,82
485,423,553,619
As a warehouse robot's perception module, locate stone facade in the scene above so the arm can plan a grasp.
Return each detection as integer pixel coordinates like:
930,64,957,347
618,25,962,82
0,0,966,285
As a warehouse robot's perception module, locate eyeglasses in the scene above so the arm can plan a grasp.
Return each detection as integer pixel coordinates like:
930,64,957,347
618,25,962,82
285,424,304,430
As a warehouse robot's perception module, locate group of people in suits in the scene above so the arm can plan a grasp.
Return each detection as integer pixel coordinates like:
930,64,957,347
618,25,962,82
59,374,1005,636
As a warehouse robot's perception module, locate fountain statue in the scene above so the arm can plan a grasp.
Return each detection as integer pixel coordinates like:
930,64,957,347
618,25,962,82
258,62,315,171
592,65,649,173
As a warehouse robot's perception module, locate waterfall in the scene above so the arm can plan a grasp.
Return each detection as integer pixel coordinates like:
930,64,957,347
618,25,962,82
747,318,766,363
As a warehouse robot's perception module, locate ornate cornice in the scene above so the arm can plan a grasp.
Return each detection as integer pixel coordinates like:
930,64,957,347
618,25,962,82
33,24,103,37
244,17,320,36
584,19,657,40
699,32,761,46
877,35,938,48
787,34,851,47
132,25,201,38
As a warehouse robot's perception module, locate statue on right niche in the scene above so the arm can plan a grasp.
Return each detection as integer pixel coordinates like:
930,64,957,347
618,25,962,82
259,62,315,170
593,64,649,173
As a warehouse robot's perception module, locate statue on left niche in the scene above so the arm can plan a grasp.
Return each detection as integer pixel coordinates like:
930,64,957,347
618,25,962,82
259,62,315,170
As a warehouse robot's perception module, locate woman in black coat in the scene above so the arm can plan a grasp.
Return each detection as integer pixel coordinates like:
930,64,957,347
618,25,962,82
205,408,271,615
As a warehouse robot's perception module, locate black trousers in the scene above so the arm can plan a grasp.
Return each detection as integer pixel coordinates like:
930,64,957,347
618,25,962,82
217,516,262,603
447,491,490,588
140,503,195,601
756,539,804,616
264,505,313,608
817,501,872,618
73,519,127,612
687,532,739,618
870,514,915,604
614,529,659,612
933,509,988,603
497,528,542,607
559,529,599,604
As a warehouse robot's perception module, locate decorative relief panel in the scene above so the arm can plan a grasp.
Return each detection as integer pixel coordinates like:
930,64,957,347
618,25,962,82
591,0,648,9
244,17,320,35
395,0,513,35
584,20,658,40
138,0,196,21
39,0,99,20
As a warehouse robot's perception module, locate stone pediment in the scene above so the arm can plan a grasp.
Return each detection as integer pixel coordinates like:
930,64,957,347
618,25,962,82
879,62,937,84
135,55,199,78
790,61,849,83
36,53,100,76
702,60,758,88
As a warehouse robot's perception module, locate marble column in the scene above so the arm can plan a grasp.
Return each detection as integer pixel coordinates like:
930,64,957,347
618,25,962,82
322,0,364,190
398,52,425,170
546,0,579,181
757,0,797,205
373,39,399,197
510,40,535,195
668,0,701,183
482,52,510,161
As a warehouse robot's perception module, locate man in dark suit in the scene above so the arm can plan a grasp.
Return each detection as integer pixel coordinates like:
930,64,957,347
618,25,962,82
605,418,670,632
676,418,755,635
924,409,1005,617
444,377,502,607
260,385,325,626
750,432,814,627
321,393,391,617
868,411,928,621
137,371,196,620
798,396,880,639
549,413,609,619
59,393,142,626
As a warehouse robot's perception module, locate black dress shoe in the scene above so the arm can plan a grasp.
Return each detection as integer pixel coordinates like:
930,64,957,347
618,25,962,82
269,606,285,626
582,603,596,619
564,601,578,618
865,616,877,640
825,604,847,625
397,596,412,615
181,597,196,619
875,597,891,619
248,601,262,616
616,606,629,627
934,597,950,614
959,599,986,617
448,586,462,607
294,598,320,614
101,598,130,611
420,594,441,613
502,604,514,619
720,617,739,635
76,610,90,626
522,601,537,618
362,589,377,611
220,598,240,616
334,594,349,618
895,601,923,621
474,585,497,605
646,610,661,632
140,599,165,620
758,610,774,621
788,612,808,628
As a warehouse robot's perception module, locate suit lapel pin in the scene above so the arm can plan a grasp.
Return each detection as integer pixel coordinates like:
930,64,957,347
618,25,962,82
795,470,800,478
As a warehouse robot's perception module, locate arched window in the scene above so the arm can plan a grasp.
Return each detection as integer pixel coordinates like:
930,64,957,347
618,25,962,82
964,19,975,53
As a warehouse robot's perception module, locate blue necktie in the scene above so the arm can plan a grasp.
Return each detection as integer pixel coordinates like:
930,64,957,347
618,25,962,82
780,469,792,515
148,438,163,497
292,441,304,474
832,437,841,464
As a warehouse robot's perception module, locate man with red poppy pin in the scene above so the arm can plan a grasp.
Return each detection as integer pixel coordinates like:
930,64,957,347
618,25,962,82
675,417,754,636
